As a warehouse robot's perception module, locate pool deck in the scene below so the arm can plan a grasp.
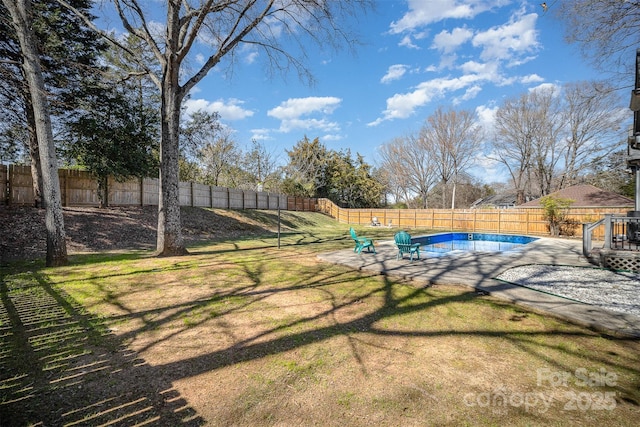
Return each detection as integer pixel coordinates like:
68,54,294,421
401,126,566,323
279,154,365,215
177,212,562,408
318,236,640,338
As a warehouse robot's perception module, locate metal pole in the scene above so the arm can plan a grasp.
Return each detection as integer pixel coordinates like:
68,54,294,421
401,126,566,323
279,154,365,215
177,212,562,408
277,207,281,249
636,167,640,211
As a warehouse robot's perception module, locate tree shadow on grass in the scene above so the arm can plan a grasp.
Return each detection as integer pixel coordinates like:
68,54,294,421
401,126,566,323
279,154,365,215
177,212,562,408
2,255,639,425
0,271,205,426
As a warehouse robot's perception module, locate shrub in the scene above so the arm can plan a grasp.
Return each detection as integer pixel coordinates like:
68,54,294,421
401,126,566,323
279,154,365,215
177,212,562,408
540,195,575,236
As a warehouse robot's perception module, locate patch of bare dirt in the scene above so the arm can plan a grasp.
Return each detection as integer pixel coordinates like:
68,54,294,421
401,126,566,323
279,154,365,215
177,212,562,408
0,205,268,263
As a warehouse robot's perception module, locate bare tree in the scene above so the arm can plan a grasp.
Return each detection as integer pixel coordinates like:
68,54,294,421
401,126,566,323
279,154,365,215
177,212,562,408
243,139,279,191
492,82,622,201
559,81,623,188
199,128,240,187
378,135,437,208
59,0,370,256
424,107,483,209
491,92,538,204
528,87,563,197
557,0,640,79
3,0,67,266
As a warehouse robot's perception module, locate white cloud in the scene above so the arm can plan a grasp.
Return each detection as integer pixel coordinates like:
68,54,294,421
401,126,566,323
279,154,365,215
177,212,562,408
381,64,409,83
390,0,509,33
399,35,420,49
475,104,498,133
521,74,544,84
268,96,342,133
245,51,259,64
184,98,254,121
268,97,340,119
322,133,343,142
472,11,539,62
250,128,272,141
459,60,498,77
460,85,482,101
371,3,549,127
432,27,473,54
528,82,561,95
368,75,482,125
469,154,509,183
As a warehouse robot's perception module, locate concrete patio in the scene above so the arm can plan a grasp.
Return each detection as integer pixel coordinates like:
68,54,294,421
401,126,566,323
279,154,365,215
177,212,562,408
318,236,640,338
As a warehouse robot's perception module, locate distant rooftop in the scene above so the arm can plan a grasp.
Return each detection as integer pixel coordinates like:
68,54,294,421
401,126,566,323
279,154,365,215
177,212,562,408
519,184,633,207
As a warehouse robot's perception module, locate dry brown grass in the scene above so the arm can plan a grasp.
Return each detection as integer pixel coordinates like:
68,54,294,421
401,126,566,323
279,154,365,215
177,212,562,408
1,209,639,426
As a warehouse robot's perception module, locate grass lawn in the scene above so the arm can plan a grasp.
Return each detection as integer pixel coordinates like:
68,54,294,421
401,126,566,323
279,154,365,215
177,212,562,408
1,209,639,426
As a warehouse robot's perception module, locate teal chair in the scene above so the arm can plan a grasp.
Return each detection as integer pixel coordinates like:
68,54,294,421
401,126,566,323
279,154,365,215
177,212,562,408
349,227,375,254
394,231,420,261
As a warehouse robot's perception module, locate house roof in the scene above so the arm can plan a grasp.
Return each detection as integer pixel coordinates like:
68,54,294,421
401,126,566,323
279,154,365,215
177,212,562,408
471,193,518,208
518,184,634,207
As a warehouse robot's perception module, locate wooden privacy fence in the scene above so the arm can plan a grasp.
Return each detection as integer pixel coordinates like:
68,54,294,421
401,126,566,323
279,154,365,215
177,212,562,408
1,164,630,238
317,198,632,238
0,164,317,211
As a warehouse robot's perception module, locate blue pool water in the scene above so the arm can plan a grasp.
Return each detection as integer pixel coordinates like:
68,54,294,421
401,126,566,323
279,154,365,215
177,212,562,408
413,233,538,256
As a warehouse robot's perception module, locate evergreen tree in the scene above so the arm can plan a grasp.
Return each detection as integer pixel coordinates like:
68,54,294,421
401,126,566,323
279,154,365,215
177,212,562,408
63,79,159,207
0,0,106,206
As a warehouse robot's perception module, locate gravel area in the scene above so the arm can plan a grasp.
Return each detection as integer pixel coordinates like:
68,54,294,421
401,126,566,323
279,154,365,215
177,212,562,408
496,265,640,318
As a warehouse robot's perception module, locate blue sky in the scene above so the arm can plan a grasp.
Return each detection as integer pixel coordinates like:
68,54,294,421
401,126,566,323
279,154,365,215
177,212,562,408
100,1,618,183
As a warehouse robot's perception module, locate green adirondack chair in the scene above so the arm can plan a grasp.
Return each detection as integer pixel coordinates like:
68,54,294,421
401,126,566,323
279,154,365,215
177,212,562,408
394,231,421,261
349,227,375,254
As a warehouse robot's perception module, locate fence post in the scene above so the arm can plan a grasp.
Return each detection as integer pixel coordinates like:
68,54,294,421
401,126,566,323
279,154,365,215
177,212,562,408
139,177,143,206
105,175,110,207
603,214,613,250
63,169,69,207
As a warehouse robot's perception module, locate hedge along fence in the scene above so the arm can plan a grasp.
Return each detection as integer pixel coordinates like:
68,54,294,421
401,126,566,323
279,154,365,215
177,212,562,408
0,164,315,211
316,198,631,239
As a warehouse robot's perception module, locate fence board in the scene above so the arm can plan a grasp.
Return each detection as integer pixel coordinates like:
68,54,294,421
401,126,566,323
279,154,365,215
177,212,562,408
142,178,159,206
229,189,244,209
244,190,257,209
316,200,632,238
256,192,269,209
1,164,296,211
192,183,211,207
211,187,229,208
1,164,631,233
110,178,142,206
178,182,192,206
9,164,34,205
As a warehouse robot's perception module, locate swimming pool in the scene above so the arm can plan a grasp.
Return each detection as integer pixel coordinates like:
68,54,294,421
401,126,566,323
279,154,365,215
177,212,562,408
413,232,538,256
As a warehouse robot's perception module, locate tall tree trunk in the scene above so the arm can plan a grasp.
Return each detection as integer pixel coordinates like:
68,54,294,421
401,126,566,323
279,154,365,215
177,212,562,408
450,179,457,210
4,0,67,266
156,6,187,256
24,94,43,208
97,175,108,208
157,84,187,256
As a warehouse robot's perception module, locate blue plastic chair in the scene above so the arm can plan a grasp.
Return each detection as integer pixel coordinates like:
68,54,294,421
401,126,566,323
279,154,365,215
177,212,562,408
394,231,420,261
